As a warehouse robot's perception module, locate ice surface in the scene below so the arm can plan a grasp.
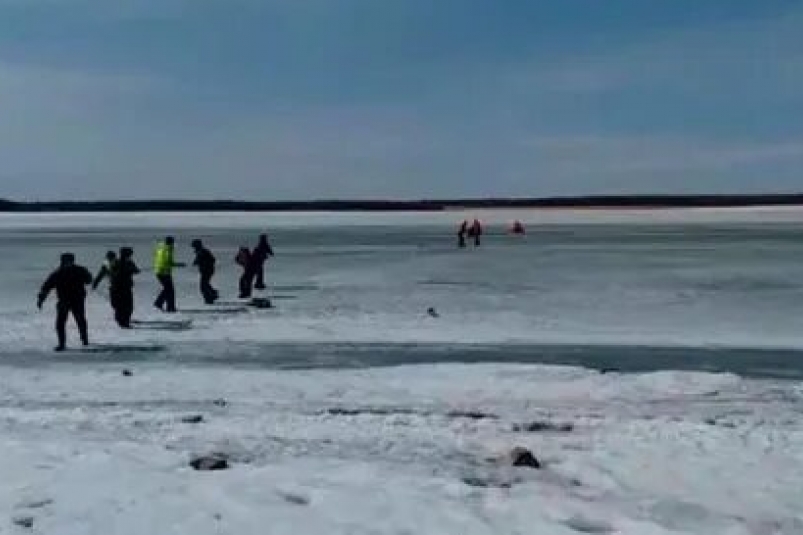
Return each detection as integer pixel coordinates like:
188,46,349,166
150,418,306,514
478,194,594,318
1,210,802,533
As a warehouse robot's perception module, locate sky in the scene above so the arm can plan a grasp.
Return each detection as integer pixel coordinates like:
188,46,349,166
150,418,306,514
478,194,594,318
0,0,801,200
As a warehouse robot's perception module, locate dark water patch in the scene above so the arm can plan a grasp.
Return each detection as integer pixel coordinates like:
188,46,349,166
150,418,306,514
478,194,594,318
323,407,498,421
512,421,574,433
563,516,614,534
179,307,249,315
4,342,803,380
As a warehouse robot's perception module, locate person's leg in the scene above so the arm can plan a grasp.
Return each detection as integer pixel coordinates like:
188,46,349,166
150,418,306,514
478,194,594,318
239,270,252,298
165,275,177,312
110,288,121,323
55,301,68,350
200,273,214,304
154,275,167,310
72,300,89,346
254,265,266,290
119,289,133,327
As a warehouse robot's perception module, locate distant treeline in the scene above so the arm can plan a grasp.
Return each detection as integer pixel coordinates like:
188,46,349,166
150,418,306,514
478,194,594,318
1,195,803,212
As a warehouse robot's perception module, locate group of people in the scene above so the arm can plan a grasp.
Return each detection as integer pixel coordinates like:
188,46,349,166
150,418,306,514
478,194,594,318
456,219,526,248
457,219,483,248
37,233,274,351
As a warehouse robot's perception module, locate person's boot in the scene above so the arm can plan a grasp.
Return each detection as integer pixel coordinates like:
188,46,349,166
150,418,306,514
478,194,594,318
54,345,66,352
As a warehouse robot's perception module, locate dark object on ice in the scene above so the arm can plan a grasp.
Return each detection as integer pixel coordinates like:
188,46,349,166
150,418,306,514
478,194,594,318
79,344,165,354
212,398,228,407
563,515,615,534
512,421,574,433
17,499,53,510
190,455,229,471
704,417,737,428
325,407,417,417
427,307,439,318
121,369,133,377
509,447,541,469
462,477,513,489
277,491,310,506
446,410,499,420
13,516,34,529
182,415,204,424
250,297,273,309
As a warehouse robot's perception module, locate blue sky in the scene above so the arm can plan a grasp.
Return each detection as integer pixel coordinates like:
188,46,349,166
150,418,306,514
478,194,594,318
0,0,801,200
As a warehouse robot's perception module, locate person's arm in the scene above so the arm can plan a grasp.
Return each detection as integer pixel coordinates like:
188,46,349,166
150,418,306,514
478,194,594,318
131,262,141,275
171,251,186,268
92,265,108,290
82,267,93,286
37,272,56,309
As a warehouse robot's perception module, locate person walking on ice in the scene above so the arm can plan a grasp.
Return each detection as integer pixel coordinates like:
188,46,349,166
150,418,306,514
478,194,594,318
153,236,184,313
37,253,93,351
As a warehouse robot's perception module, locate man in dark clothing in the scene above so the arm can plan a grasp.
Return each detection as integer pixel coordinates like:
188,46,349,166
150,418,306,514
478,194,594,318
251,234,274,291
37,253,93,351
192,239,219,305
110,247,139,328
235,247,253,299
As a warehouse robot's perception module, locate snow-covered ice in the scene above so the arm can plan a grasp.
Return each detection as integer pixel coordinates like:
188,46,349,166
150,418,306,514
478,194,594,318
0,364,802,535
0,210,802,534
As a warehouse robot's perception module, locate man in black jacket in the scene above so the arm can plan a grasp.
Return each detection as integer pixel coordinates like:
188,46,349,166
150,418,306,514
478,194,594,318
192,239,219,305
37,253,93,351
251,233,274,291
110,247,140,328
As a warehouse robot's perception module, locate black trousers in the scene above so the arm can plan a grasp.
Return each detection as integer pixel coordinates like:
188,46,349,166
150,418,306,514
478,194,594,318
154,274,176,312
56,299,88,348
254,265,266,290
200,271,218,304
111,287,134,328
239,269,254,298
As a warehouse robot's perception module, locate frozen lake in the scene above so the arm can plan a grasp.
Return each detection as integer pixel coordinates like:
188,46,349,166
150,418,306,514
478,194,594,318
0,208,801,534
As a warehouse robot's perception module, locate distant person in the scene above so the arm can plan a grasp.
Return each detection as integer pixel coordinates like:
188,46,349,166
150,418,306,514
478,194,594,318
110,247,140,328
192,239,219,305
37,253,93,351
457,221,468,248
92,251,118,291
153,236,184,313
468,219,483,247
510,220,526,235
235,246,253,299
251,233,274,291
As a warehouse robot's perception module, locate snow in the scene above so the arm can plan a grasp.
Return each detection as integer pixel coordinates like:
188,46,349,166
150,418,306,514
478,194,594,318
0,364,801,534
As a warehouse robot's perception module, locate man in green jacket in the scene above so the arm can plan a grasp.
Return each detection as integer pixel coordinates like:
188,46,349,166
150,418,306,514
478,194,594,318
153,236,184,312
